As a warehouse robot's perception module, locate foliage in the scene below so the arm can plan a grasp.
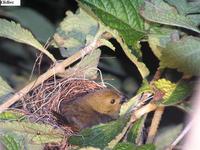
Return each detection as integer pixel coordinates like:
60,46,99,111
0,0,199,149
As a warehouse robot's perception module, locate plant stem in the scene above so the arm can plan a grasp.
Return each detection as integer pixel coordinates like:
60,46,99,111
0,40,102,113
146,106,165,144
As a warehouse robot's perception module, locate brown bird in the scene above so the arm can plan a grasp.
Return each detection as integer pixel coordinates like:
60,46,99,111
57,88,126,131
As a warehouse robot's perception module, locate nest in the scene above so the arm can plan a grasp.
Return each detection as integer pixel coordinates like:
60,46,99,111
22,77,105,133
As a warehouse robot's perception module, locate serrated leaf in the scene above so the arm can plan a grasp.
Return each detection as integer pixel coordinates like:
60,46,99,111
78,0,146,46
0,121,64,144
53,8,99,57
0,19,56,62
68,116,129,149
140,1,200,34
0,76,13,104
5,7,55,43
153,79,192,106
160,36,200,75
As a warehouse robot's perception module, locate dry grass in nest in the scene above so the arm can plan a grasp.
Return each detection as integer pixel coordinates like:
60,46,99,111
21,77,105,133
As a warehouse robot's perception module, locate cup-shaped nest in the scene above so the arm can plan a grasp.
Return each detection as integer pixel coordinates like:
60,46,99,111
22,77,105,131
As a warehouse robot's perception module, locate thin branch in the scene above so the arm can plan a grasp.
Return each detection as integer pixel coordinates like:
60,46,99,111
0,40,102,113
146,106,165,143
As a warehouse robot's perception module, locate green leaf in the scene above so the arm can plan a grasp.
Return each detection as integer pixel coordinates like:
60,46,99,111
78,0,146,46
0,121,64,144
160,36,200,76
0,19,56,62
0,76,13,104
5,7,55,43
165,0,200,15
113,142,136,150
53,8,99,57
105,28,149,78
0,111,25,121
140,1,200,34
148,27,178,59
113,143,155,150
127,117,145,144
154,124,183,150
64,49,101,79
153,79,192,106
0,134,22,150
68,116,129,149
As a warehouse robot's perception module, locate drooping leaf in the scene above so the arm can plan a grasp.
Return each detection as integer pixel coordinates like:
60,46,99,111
0,121,64,144
105,28,149,78
153,79,192,106
140,1,200,34
160,36,200,76
52,8,99,57
0,19,56,62
0,76,13,104
68,116,129,149
148,27,179,59
78,0,146,46
5,7,55,43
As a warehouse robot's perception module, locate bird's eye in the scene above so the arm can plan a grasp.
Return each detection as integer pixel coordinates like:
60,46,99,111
110,99,115,104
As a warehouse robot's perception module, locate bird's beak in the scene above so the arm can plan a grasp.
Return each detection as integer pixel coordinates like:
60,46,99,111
120,95,127,104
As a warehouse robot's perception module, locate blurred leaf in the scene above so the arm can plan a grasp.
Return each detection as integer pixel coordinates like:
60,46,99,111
113,143,155,150
5,7,55,43
53,8,99,57
153,79,192,106
154,124,183,150
0,121,64,144
0,76,13,104
64,49,101,79
78,0,146,46
164,0,200,15
148,27,178,59
127,117,145,144
0,111,25,121
0,19,56,62
160,36,200,76
140,1,200,34
68,116,129,149
113,142,135,150
0,134,21,150
175,102,191,113
187,14,200,27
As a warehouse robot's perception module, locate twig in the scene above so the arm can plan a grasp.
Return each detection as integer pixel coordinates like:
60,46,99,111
146,106,165,143
0,40,102,113
167,120,193,150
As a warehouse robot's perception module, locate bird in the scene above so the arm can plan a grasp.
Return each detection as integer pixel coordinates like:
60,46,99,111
56,88,126,131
